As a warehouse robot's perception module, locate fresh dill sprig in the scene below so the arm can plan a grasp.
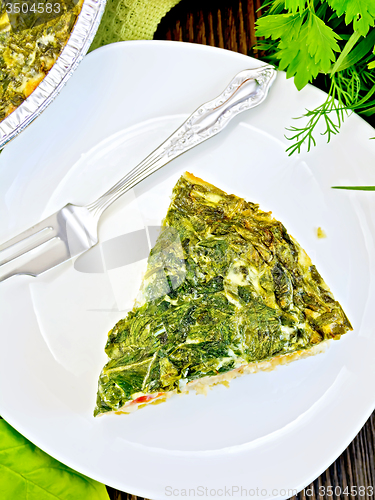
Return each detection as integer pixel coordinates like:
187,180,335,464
285,63,375,155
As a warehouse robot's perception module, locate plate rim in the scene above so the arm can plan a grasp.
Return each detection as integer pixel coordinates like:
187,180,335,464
1,39,375,500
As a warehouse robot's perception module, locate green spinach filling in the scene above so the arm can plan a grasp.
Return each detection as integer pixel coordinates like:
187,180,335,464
95,173,352,416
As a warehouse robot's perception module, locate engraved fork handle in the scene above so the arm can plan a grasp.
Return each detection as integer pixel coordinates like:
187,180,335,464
86,65,276,220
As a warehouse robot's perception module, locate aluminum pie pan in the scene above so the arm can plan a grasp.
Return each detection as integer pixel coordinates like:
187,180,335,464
0,0,107,149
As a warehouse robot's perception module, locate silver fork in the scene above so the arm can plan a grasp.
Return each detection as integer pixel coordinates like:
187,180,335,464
0,65,276,282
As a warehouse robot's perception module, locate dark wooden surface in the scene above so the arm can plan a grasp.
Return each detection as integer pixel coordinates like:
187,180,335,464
108,1,375,498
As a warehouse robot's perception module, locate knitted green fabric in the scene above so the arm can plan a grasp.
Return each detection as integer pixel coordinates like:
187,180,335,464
90,0,181,51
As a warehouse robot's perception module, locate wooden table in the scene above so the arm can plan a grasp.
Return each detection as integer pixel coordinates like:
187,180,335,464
108,1,375,498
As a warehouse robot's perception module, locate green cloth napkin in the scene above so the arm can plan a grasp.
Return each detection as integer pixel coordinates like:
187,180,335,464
90,0,181,51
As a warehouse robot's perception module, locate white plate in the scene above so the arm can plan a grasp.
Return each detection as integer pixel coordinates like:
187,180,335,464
1,41,375,500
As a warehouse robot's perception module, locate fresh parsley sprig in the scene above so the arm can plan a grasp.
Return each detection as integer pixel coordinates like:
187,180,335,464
255,0,375,157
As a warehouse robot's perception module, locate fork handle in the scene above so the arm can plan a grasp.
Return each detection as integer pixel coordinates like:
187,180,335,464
86,65,276,219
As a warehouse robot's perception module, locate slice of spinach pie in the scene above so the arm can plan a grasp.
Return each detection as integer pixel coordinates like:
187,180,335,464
94,172,352,416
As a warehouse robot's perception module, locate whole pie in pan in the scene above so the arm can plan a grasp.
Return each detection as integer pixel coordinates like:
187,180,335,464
0,0,83,121
94,172,352,416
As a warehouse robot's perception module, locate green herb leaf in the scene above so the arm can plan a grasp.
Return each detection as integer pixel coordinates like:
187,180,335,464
257,12,340,90
361,104,375,115
369,44,375,68
326,0,375,36
332,186,375,190
256,13,303,41
284,0,308,14
307,14,341,73
330,31,362,74
277,22,319,90
266,0,286,15
0,419,109,500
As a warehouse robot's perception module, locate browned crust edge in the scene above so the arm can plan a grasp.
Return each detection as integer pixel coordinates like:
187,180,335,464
106,340,330,415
